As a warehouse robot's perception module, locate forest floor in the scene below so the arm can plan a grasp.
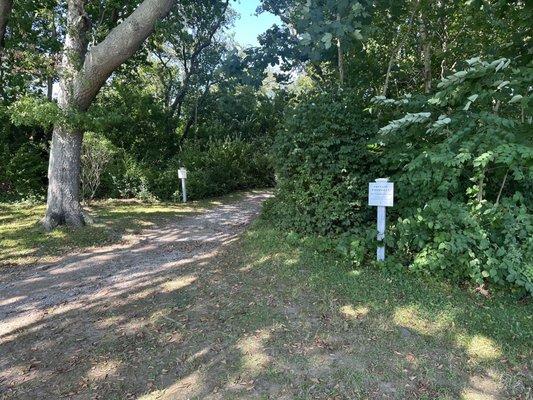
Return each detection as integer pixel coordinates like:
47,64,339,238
1,191,531,399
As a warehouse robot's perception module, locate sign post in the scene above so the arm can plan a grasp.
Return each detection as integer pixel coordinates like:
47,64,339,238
368,178,394,261
178,167,187,203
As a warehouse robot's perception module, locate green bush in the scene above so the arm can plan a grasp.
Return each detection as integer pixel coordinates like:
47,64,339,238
265,87,380,235
0,105,49,201
377,59,533,293
387,198,532,293
81,133,116,201
186,137,274,198
149,137,274,201
269,60,532,294
4,142,48,199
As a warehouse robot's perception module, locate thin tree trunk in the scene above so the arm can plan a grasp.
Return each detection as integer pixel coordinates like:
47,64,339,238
495,169,509,205
420,16,431,93
0,0,13,99
381,0,420,96
47,15,57,101
47,77,53,101
179,81,212,145
336,13,344,86
0,0,12,51
337,37,345,85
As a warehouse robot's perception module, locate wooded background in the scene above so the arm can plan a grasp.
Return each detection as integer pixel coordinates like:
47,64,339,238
0,0,531,292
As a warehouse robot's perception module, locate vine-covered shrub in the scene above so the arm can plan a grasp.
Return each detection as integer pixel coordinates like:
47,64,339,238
265,88,381,235
270,60,532,293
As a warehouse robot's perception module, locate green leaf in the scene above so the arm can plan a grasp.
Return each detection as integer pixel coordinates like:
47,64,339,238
322,32,333,49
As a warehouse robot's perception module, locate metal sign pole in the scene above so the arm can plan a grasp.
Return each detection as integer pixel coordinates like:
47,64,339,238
368,178,393,262
377,205,386,261
178,167,188,203
181,177,187,203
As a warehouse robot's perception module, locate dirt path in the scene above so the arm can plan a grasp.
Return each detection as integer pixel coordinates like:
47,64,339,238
0,192,271,399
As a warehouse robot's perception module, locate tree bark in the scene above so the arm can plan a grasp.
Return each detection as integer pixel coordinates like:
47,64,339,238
44,0,174,230
44,126,85,229
420,16,431,93
72,0,175,111
47,15,57,101
44,0,91,229
0,0,12,52
0,0,12,99
336,13,344,86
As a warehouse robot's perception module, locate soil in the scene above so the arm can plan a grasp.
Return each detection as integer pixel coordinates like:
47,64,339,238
0,192,272,399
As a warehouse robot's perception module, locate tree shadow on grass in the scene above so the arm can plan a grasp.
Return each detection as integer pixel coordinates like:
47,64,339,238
0,204,204,268
0,208,531,399
0,191,256,269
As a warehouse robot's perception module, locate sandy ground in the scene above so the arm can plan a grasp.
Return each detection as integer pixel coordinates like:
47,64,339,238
0,192,271,399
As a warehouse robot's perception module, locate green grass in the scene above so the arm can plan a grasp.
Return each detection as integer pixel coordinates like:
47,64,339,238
237,219,533,399
1,195,531,399
0,193,245,267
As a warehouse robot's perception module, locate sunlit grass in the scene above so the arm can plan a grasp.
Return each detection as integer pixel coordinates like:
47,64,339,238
239,221,533,397
339,304,369,319
0,194,248,267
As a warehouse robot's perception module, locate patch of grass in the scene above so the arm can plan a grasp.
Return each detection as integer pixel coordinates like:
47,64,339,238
1,195,530,399
0,192,249,267
239,220,533,399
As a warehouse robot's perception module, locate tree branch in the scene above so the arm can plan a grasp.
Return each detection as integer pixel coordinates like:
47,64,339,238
73,0,175,110
168,0,228,117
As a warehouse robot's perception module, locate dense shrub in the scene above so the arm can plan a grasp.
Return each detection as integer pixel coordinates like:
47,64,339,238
269,60,532,294
150,137,275,201
81,133,116,201
265,88,380,235
378,59,533,293
0,105,49,201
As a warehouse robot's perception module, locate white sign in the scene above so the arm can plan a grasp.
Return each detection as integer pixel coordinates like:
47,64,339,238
368,178,394,261
178,168,187,179
368,181,394,207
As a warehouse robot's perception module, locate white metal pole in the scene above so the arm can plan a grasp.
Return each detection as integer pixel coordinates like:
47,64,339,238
181,178,187,203
377,205,386,261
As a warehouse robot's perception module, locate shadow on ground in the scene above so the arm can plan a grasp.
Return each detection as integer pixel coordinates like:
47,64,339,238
0,192,531,399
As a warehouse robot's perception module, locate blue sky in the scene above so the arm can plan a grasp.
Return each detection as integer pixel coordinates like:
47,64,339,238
230,0,281,47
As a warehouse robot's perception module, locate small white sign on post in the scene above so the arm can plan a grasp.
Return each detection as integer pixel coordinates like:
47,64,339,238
368,178,394,261
178,167,187,203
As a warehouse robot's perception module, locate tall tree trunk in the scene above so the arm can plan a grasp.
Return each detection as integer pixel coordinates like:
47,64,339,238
47,15,57,101
337,37,345,85
420,16,431,93
0,0,12,51
381,0,420,97
47,77,53,100
43,0,90,230
44,0,174,230
336,14,344,85
0,0,13,99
